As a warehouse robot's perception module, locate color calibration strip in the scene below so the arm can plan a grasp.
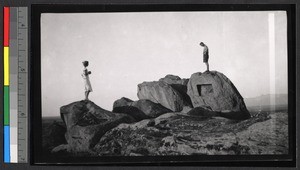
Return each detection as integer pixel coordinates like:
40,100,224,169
3,7,28,163
4,6,11,163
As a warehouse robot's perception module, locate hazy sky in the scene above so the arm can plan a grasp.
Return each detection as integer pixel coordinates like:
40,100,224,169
41,11,287,117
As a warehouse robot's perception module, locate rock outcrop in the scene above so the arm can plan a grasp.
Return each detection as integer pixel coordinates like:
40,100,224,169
132,99,172,118
42,120,67,154
187,71,250,120
58,100,135,154
45,70,287,158
159,74,189,86
137,81,187,112
113,98,172,119
187,106,219,118
112,97,133,109
113,106,149,121
137,74,193,112
94,111,288,156
159,75,193,107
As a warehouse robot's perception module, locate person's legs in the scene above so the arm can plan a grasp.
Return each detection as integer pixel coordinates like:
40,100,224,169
205,62,209,71
86,90,91,100
86,91,91,100
207,62,209,71
85,91,88,100
85,90,91,100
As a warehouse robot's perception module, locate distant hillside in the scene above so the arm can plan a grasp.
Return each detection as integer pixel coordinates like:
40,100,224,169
244,94,288,107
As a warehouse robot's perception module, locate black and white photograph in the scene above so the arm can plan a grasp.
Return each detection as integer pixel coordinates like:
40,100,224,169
38,7,290,163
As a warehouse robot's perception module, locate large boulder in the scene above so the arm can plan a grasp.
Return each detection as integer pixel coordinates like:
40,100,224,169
159,75,192,107
137,81,188,112
94,111,288,156
113,98,172,119
112,97,133,109
132,99,172,118
187,71,250,119
159,74,189,86
113,106,149,121
60,100,135,154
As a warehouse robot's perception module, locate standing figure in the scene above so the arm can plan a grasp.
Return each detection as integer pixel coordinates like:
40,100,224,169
199,42,209,71
82,61,92,100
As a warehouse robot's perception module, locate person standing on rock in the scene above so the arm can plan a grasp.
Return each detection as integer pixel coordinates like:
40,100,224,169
199,42,209,71
82,61,92,100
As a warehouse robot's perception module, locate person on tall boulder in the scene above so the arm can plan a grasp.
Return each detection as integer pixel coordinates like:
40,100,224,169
199,42,209,72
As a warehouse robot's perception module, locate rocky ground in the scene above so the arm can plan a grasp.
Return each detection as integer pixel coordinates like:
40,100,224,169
94,111,288,156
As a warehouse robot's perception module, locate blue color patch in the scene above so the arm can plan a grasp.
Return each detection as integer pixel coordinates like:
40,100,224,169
4,125,10,163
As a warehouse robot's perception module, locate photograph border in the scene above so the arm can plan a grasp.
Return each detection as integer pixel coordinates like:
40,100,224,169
30,3,296,166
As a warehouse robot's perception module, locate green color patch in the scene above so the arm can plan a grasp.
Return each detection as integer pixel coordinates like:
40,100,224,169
4,86,9,125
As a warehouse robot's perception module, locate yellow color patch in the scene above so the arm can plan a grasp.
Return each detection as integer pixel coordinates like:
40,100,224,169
4,47,9,86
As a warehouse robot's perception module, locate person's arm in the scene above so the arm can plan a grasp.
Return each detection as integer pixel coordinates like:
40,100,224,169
86,69,91,75
204,46,208,53
84,69,89,76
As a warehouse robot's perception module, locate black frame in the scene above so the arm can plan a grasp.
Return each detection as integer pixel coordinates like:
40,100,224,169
30,4,296,166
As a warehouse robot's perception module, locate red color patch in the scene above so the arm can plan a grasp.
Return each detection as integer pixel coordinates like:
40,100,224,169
4,7,10,47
